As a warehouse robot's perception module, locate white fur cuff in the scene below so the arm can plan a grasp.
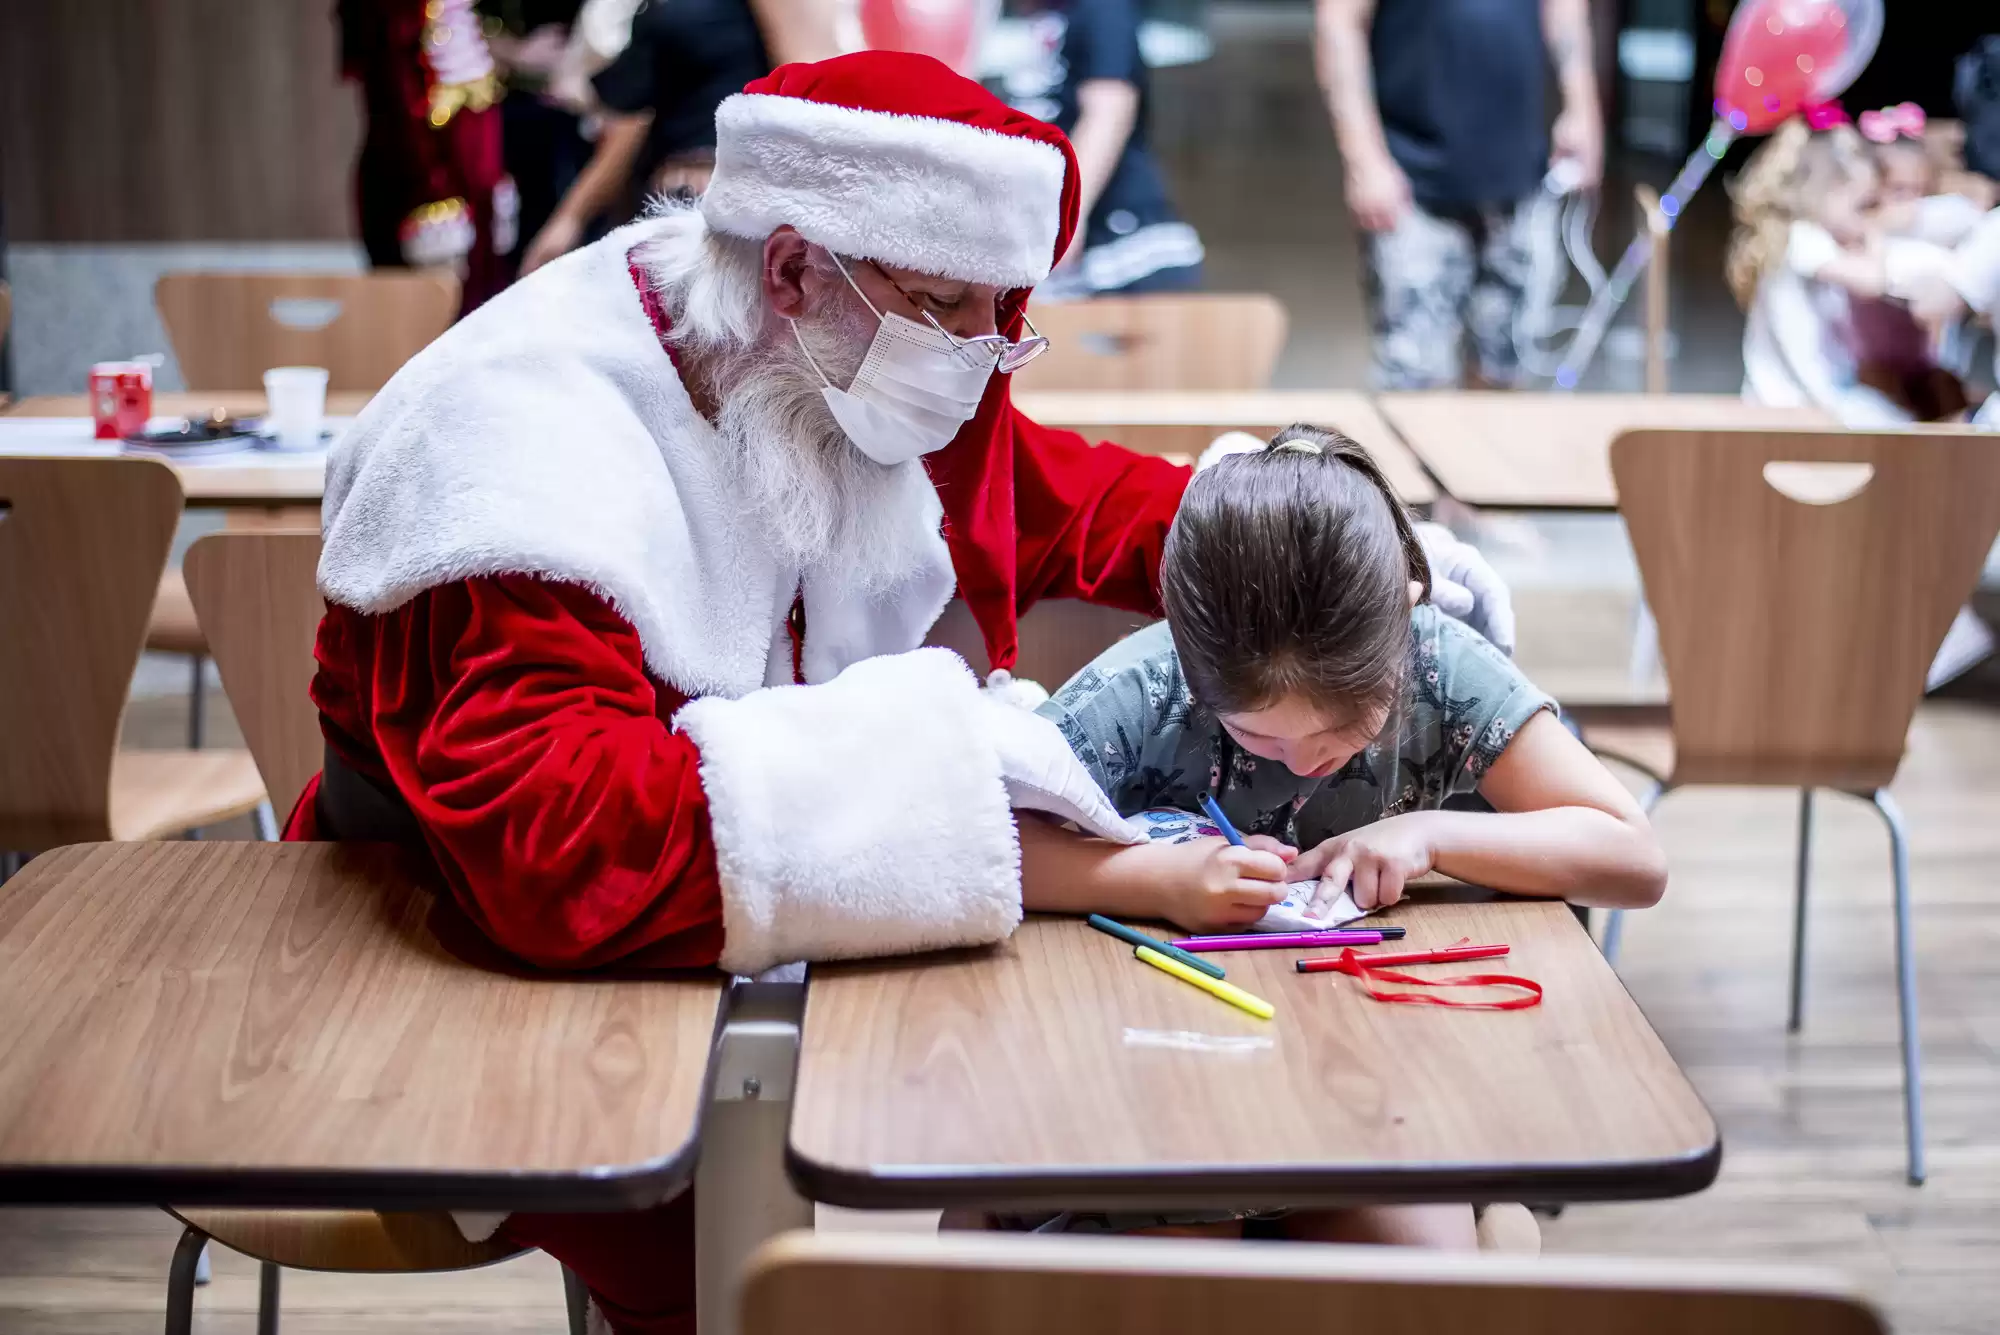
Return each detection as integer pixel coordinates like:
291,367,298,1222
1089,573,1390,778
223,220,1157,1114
702,94,1066,289
675,648,1023,976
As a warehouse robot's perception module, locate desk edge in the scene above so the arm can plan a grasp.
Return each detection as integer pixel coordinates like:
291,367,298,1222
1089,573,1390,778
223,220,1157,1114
0,981,730,1213
784,1130,1723,1212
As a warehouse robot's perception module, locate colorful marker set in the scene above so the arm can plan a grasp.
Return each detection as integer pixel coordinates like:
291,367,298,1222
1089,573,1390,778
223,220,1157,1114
1088,914,1275,1021
1093,794,1523,1019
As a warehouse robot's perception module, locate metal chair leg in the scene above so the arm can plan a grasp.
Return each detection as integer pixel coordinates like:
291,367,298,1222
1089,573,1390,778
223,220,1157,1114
165,1224,209,1335
1788,788,1814,1033
563,1264,590,1335
187,655,206,750
253,801,279,841
1869,788,1926,1186
257,1260,281,1335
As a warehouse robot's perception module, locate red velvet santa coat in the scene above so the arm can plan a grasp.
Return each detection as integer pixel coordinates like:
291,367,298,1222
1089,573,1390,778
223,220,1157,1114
286,217,1189,975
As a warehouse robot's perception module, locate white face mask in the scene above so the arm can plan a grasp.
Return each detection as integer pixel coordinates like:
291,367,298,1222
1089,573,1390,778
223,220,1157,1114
789,264,995,467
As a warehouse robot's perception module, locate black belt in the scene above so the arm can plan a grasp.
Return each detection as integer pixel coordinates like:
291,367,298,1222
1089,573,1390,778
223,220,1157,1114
317,744,425,844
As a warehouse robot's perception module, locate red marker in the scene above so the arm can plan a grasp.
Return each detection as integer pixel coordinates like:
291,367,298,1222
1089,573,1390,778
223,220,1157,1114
1296,943,1510,973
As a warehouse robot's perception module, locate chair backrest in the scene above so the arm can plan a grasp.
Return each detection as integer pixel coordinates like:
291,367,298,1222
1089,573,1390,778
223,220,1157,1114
1011,294,1288,392
0,458,183,848
740,1232,1885,1335
154,271,460,392
1612,428,2000,788
925,598,1154,691
182,531,326,818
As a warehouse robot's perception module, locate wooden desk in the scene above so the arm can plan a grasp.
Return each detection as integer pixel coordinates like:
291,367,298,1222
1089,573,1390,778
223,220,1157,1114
0,395,358,507
789,897,1719,1210
0,843,724,1211
1376,393,1833,510
4,392,376,419
1017,390,1439,506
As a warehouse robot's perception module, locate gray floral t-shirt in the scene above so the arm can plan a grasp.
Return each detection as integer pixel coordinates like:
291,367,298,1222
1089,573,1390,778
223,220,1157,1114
1034,605,1555,849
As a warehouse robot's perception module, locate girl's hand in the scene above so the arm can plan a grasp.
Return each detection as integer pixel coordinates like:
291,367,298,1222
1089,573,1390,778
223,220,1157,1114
1159,837,1291,933
1293,814,1439,911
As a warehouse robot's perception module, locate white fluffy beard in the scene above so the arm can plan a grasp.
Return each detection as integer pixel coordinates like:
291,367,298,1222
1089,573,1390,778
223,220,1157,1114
710,312,934,593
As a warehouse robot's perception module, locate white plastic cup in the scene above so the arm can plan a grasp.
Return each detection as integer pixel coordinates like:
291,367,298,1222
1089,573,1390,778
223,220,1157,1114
262,366,330,451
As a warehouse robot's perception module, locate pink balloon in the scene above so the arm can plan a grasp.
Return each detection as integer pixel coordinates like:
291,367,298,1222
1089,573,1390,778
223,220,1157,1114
1713,0,1883,136
858,0,986,76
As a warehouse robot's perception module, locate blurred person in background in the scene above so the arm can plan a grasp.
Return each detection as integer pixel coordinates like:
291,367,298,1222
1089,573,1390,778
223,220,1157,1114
999,0,1204,298
518,0,834,274
481,0,590,283
1315,0,1602,388
341,0,516,312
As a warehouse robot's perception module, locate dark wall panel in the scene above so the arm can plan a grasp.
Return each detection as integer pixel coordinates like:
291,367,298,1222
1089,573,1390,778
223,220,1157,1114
1,0,360,242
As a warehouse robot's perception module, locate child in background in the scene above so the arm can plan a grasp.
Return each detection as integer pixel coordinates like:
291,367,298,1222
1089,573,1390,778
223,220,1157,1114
1728,119,1921,424
1865,103,1993,247
1015,425,1666,1250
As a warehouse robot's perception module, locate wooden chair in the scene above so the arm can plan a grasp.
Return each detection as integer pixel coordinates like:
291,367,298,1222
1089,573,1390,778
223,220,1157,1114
154,270,459,393
1634,186,1671,393
183,531,325,820
171,531,587,1334
926,597,1155,692
0,457,265,861
1587,428,2000,1187
163,1208,584,1335
1011,294,1288,392
740,1231,1886,1335
147,269,450,750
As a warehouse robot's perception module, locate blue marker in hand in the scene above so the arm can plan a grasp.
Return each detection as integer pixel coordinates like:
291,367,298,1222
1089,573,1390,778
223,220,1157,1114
1199,791,1246,846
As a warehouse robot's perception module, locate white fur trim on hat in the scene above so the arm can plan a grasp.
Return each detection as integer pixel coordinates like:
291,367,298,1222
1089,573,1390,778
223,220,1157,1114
701,93,1067,289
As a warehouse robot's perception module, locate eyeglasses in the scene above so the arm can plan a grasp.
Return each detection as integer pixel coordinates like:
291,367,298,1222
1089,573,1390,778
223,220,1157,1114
830,253,1051,374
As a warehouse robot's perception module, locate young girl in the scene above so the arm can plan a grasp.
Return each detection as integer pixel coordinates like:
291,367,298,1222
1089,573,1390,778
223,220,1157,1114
1728,119,1915,424
1014,425,1666,1249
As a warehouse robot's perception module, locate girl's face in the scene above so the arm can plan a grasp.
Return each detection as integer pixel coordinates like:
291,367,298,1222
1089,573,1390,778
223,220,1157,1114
1876,144,1934,209
1815,166,1881,249
1218,692,1389,780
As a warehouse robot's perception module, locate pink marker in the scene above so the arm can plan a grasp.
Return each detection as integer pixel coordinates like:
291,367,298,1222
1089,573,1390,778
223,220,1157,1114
1170,930,1387,952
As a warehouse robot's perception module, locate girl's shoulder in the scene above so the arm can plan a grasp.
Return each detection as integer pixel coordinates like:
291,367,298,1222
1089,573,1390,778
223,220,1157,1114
1037,619,1184,724
1410,603,1523,682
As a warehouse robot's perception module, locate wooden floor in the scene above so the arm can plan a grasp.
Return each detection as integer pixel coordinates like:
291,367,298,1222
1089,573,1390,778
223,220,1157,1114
4,690,1999,1332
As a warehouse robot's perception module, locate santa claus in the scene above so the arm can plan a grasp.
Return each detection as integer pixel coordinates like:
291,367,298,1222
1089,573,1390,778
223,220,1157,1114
293,50,1510,1334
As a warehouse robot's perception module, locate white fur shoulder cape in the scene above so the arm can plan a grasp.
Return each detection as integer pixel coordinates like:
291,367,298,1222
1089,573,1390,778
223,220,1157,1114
318,219,1139,986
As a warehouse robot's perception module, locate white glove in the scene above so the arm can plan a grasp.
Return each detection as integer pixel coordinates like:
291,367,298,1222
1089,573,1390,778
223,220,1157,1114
1415,522,1516,656
973,693,1146,844
1196,431,1266,472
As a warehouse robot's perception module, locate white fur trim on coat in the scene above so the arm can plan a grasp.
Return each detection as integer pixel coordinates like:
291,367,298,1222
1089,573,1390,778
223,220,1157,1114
701,93,1066,289
676,648,1023,975
317,217,956,700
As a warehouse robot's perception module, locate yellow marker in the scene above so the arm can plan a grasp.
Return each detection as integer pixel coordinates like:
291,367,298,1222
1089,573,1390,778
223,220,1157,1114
1134,945,1275,1020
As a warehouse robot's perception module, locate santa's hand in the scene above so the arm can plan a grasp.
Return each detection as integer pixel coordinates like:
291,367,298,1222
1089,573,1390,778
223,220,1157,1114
974,694,1144,845
1196,431,1266,472
1414,521,1515,655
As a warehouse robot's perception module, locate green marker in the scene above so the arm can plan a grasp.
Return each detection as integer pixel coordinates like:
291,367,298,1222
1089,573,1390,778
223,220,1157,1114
1087,914,1227,980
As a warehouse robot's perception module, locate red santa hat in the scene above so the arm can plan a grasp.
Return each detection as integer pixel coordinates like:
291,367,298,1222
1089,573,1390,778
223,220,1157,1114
700,51,1079,290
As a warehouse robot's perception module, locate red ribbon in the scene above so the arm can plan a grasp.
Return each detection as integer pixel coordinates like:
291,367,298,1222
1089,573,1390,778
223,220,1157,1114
1326,943,1543,1011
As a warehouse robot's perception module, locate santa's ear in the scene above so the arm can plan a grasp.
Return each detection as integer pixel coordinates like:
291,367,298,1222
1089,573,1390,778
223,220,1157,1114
762,227,815,319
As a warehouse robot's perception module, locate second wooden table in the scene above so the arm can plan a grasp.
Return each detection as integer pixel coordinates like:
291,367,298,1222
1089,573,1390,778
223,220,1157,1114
790,896,1718,1210
1376,392,1833,510
0,842,724,1211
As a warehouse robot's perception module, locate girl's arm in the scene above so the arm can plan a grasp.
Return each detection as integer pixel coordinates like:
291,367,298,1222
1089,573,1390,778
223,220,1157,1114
1019,814,1294,932
1295,712,1667,910
1430,711,1666,907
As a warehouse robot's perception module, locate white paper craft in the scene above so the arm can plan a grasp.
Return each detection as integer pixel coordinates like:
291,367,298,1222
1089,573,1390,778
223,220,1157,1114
1128,808,1375,932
